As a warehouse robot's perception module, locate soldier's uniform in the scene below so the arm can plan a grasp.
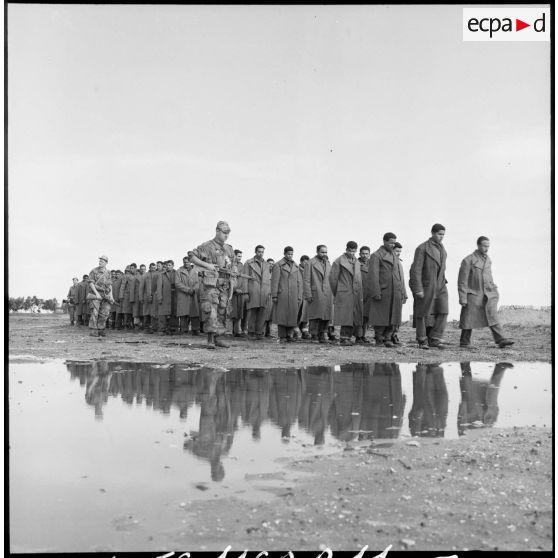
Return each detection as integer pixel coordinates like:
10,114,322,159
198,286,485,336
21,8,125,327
88,257,113,336
66,283,77,325
191,239,236,337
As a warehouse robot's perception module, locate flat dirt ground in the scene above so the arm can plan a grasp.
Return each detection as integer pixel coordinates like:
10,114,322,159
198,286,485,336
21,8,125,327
8,313,551,368
8,313,553,552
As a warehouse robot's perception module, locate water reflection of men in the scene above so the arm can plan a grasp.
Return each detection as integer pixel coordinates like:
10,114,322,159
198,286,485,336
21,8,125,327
268,369,303,440
243,370,272,440
408,363,448,437
329,364,365,442
359,363,405,439
183,371,233,482
85,360,112,420
457,362,512,435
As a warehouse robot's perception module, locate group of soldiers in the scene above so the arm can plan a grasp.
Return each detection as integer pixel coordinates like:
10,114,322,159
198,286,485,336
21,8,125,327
65,220,514,350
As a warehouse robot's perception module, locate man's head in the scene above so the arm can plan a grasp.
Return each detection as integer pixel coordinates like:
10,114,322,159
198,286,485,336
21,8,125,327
316,245,328,260
166,260,174,271
383,232,397,252
98,255,109,269
149,262,156,272
267,258,275,270
393,242,403,258
255,245,265,259
72,277,79,285
116,270,123,278
124,267,131,275
299,255,309,268
139,264,146,275
215,221,231,244
82,274,89,281
130,263,137,274
359,246,371,261
345,241,358,259
156,261,164,271
234,249,243,263
283,246,294,262
477,236,490,254
110,270,116,279
431,224,446,243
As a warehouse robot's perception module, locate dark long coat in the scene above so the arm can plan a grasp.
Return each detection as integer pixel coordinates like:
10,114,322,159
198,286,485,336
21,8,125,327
409,239,448,319
175,266,200,317
303,256,333,321
271,258,302,327
329,254,363,327
359,258,372,319
75,281,87,316
298,267,308,323
141,271,156,315
368,246,405,327
157,270,176,316
458,251,499,329
119,274,134,314
111,277,122,313
242,257,271,310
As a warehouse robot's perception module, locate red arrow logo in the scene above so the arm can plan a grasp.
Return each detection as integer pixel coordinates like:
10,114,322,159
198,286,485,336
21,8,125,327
516,19,530,31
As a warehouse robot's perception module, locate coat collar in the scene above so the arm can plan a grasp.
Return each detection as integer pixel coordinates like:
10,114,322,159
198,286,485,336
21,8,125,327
339,254,357,275
278,257,298,273
375,246,395,265
425,239,445,266
247,257,264,277
310,256,329,277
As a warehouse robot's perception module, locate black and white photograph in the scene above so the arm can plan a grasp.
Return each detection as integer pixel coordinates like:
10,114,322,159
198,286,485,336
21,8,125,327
7,3,552,554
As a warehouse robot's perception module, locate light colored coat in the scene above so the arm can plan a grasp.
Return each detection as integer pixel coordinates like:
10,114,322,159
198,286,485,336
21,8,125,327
368,246,405,326
329,254,363,326
458,251,499,329
409,239,448,319
271,258,302,326
157,270,176,316
303,256,333,321
243,257,271,310
175,266,200,317
119,274,134,314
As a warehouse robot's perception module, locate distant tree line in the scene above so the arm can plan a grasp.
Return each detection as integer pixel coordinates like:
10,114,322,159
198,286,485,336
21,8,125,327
9,296,59,312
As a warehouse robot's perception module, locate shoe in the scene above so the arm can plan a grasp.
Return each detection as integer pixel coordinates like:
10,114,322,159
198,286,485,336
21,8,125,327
89,330,98,337
428,339,445,349
255,334,264,341
233,333,242,338
98,329,106,337
375,339,384,347
214,336,230,348
286,336,295,343
460,343,470,348
355,337,366,345
498,339,515,348
328,334,338,341
301,332,311,340
240,332,248,338
318,334,328,344
361,337,371,344
339,338,353,346
279,338,288,344
310,335,320,344
207,333,216,349
418,341,429,350
384,340,394,348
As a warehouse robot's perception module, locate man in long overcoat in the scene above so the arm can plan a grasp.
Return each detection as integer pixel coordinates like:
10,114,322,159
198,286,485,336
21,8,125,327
296,256,310,339
409,224,448,349
141,263,156,332
175,257,201,335
149,261,164,333
110,270,123,329
242,245,271,339
356,246,371,343
66,277,79,325
368,233,406,347
157,260,177,334
230,250,247,337
329,241,363,346
76,274,89,326
390,242,408,345
303,245,333,343
264,258,275,336
271,246,302,343
458,236,514,348
119,266,134,329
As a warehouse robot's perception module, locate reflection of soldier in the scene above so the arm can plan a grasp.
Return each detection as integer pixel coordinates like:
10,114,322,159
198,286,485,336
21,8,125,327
189,221,238,349
457,362,512,435
184,371,234,481
85,360,112,420
408,363,448,437
298,367,335,445
359,363,405,439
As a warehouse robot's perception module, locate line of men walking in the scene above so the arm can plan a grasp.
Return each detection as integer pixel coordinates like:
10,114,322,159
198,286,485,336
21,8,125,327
65,221,514,349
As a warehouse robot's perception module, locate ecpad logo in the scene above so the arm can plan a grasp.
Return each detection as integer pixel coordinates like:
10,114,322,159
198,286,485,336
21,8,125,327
463,8,550,42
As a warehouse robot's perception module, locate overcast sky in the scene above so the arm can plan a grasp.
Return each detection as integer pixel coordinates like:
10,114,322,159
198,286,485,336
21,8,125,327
8,4,550,318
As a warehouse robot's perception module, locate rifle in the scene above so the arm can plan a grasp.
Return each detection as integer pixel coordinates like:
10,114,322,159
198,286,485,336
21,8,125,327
216,267,256,281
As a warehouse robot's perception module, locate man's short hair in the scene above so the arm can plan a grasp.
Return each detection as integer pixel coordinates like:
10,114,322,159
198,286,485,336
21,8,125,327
167,260,174,265
284,246,294,254
234,249,243,256
267,258,275,263
130,263,137,268
394,242,402,249
431,223,446,233
72,277,79,281
255,245,264,252
300,255,310,263
477,236,490,245
360,246,370,253
316,244,327,252
149,262,155,267
346,241,358,250
156,260,164,265
140,264,146,268
383,232,397,242
82,275,88,280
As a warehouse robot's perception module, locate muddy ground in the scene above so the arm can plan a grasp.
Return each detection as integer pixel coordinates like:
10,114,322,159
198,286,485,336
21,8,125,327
8,313,551,368
8,314,553,552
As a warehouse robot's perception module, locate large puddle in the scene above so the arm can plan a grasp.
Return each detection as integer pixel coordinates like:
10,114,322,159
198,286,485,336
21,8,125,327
9,359,551,552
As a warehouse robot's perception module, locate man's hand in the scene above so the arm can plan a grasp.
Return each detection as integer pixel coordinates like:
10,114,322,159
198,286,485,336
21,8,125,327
403,297,408,304
272,296,278,303
416,292,424,299
460,302,467,307
306,297,313,304
108,296,115,305
373,295,382,301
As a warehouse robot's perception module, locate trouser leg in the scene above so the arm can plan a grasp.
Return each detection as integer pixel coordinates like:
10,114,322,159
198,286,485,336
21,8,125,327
490,323,505,344
309,319,320,337
265,320,271,336
254,307,266,336
430,314,448,340
97,301,111,331
415,317,427,342
159,314,168,333
278,325,287,339
340,325,353,339
89,300,100,330
460,329,472,346
190,316,200,332
247,308,257,334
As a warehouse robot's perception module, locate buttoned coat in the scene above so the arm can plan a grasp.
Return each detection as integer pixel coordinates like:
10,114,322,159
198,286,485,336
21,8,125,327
359,258,372,319
175,266,200,317
458,251,499,329
368,246,405,326
271,258,302,326
329,254,363,326
119,274,134,314
303,256,333,321
242,257,271,310
157,270,176,316
141,271,155,315
149,271,161,318
409,239,448,318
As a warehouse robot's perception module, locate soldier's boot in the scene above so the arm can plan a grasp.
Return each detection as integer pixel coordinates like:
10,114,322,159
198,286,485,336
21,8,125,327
207,332,216,349
214,335,230,349
89,328,99,337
